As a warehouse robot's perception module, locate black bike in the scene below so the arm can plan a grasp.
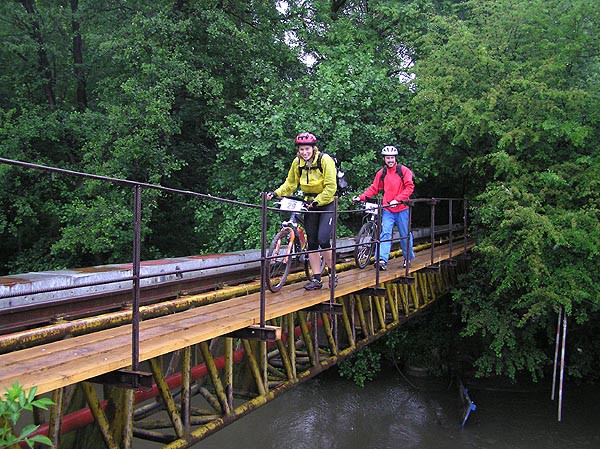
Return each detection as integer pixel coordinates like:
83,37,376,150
354,201,380,269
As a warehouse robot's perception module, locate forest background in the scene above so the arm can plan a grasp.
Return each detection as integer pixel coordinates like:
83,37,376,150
0,0,598,382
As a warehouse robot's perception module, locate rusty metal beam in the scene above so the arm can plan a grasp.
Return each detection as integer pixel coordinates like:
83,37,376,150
149,358,185,438
81,382,119,449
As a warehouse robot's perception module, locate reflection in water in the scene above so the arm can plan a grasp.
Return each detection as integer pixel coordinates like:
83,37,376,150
139,367,600,449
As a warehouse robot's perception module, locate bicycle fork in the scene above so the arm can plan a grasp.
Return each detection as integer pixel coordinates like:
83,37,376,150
275,226,296,264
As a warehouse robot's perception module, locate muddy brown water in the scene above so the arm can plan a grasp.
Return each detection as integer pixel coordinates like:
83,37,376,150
138,367,600,449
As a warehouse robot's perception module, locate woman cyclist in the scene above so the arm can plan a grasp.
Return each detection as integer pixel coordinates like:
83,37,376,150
266,132,337,290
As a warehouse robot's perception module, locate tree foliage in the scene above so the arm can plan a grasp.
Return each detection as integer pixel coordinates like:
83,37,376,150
0,383,53,448
407,0,599,379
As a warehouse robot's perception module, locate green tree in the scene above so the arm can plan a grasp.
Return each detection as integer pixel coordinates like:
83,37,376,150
408,0,600,379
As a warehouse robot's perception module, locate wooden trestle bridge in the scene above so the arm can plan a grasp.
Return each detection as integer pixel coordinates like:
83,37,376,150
0,241,472,449
0,157,475,449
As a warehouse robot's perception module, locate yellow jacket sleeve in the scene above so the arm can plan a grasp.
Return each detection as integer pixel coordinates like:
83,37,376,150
274,158,300,198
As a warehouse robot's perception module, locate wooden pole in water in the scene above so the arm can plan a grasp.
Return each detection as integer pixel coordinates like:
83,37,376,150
551,306,562,401
558,310,567,421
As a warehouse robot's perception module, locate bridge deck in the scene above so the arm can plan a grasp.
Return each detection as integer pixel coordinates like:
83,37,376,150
0,240,472,396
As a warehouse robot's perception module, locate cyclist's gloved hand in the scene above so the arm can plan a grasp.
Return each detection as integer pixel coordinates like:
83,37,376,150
308,200,319,209
389,199,399,206
265,191,275,200
352,195,361,202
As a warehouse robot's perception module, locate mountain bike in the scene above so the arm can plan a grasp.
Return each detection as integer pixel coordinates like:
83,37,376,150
354,200,380,269
266,196,325,292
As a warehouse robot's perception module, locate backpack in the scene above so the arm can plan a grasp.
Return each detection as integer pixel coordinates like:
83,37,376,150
298,153,349,196
379,164,406,189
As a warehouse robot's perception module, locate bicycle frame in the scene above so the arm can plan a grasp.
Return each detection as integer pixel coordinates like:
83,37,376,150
265,197,311,292
362,201,379,226
275,198,308,259
354,201,381,269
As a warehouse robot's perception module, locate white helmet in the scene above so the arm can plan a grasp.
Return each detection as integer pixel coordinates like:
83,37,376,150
381,145,398,156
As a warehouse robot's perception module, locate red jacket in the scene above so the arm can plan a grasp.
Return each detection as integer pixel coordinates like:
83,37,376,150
358,164,414,212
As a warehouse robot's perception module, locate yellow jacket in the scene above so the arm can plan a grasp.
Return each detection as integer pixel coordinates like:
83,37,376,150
274,150,337,206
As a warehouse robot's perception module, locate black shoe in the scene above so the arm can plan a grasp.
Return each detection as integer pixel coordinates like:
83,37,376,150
304,279,323,290
377,260,387,271
329,274,338,289
402,259,411,268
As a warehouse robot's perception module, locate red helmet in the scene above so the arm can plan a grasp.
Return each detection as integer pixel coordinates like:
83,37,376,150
295,132,318,146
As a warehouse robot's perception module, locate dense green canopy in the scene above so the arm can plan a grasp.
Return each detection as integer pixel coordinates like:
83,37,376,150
0,0,598,380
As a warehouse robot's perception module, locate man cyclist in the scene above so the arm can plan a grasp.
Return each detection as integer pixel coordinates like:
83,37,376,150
352,145,415,270
266,132,338,290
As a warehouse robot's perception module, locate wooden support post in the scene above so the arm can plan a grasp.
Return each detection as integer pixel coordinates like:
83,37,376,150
373,295,386,330
197,386,222,414
48,387,64,448
426,273,435,302
181,346,191,435
349,296,356,343
241,339,266,396
312,313,319,364
198,342,231,414
410,280,419,310
149,358,185,438
368,297,374,335
121,389,135,449
275,339,294,380
321,313,338,355
385,284,399,323
260,340,268,393
298,312,316,366
286,313,297,379
81,382,119,449
225,338,234,409
355,296,370,337
340,297,356,348
414,273,423,308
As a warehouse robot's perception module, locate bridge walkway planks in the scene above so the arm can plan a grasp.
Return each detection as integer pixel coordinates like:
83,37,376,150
0,240,473,396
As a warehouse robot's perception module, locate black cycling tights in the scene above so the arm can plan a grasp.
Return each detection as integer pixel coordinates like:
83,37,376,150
304,202,335,251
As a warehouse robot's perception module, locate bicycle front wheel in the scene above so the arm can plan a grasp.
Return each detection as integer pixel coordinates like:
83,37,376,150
354,221,377,268
266,227,295,292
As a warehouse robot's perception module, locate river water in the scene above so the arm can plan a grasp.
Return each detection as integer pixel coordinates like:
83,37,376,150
152,367,599,449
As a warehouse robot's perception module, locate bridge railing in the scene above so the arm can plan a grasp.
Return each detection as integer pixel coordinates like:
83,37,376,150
0,157,474,384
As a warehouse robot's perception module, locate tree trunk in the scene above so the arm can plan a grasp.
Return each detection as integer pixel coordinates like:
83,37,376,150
17,0,57,108
70,0,88,109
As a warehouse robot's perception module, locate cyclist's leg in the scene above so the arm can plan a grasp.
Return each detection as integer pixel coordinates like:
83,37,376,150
396,208,415,261
379,209,395,263
317,202,335,269
304,210,323,277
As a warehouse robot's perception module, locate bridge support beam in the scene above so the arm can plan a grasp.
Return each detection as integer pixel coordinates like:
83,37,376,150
18,256,470,449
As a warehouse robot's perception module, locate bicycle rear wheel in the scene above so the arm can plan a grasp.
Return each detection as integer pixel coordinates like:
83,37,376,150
266,227,295,292
354,221,377,268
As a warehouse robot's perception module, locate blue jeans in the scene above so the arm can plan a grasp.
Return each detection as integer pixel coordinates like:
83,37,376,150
379,208,415,263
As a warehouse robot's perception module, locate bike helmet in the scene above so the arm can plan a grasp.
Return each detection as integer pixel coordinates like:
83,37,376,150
295,132,318,146
381,145,398,156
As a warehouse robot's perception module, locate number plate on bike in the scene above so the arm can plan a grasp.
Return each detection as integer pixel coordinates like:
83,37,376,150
280,198,304,211
364,202,379,215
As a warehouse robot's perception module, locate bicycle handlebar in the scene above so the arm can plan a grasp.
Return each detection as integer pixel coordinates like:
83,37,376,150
354,199,410,208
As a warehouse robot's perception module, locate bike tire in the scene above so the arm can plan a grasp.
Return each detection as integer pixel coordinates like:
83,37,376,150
266,228,295,292
354,221,377,269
